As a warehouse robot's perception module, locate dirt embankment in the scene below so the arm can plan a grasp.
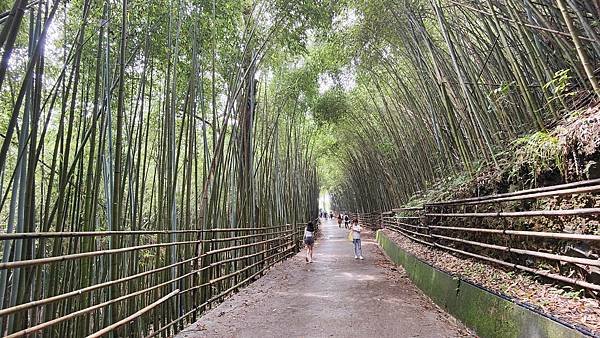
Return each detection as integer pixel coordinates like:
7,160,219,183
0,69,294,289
395,104,600,334
407,105,600,286
383,229,600,336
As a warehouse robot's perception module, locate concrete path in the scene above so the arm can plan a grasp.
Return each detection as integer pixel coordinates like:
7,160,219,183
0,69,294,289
178,219,470,338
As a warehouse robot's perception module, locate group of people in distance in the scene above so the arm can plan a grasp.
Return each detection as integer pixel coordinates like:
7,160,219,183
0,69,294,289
302,211,363,264
319,210,333,219
337,213,350,229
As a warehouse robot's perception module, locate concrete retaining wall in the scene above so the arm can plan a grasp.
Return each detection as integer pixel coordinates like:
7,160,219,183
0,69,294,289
376,230,588,338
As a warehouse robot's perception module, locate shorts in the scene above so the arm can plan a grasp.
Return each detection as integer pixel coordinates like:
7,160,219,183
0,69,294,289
304,237,314,246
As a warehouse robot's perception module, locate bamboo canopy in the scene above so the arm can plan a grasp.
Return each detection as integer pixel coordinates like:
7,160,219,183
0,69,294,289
330,0,600,212
0,0,322,336
1,0,600,336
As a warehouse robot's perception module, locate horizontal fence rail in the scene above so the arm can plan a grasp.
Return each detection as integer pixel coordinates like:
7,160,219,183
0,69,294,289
425,178,600,206
0,219,318,337
381,179,600,292
344,211,382,229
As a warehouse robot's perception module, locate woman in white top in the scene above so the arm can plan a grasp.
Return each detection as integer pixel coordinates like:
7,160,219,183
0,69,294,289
351,219,363,260
303,222,315,263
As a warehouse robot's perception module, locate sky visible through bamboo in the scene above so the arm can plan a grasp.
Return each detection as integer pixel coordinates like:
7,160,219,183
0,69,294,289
328,0,600,213
0,0,320,336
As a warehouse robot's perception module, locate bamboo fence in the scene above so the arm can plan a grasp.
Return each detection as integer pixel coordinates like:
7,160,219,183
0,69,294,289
383,178,600,292
0,222,317,337
0,1,320,336
330,0,600,213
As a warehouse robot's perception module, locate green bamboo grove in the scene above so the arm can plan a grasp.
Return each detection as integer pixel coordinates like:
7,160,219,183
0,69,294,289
1,0,599,336
0,0,330,336
328,0,600,212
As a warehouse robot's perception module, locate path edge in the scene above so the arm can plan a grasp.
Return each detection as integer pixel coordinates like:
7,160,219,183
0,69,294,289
376,230,591,338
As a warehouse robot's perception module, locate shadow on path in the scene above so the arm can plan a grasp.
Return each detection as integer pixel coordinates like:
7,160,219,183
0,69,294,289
177,219,470,338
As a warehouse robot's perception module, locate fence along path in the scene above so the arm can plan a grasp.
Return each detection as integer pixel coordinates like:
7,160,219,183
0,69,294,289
0,221,316,337
177,218,468,337
381,178,600,292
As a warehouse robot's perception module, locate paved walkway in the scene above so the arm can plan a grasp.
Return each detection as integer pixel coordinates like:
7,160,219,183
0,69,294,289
178,219,470,338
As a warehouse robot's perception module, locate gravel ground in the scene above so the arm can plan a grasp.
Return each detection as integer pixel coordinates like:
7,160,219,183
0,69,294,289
177,220,472,338
382,229,600,336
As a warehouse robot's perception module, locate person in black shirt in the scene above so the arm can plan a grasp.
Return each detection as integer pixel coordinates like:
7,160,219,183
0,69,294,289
303,222,315,263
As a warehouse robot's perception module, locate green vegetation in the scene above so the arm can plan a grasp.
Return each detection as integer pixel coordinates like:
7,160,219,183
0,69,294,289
377,231,586,338
322,0,600,212
0,0,337,335
509,131,564,186
1,0,599,335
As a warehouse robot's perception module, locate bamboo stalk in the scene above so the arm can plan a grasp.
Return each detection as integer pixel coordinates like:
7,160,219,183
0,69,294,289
0,226,293,240
556,0,600,96
427,179,600,206
0,240,200,270
431,233,600,267
425,208,600,218
433,242,600,291
429,225,600,241
86,289,179,338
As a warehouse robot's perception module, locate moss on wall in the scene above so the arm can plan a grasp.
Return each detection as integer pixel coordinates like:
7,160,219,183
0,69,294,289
376,231,587,338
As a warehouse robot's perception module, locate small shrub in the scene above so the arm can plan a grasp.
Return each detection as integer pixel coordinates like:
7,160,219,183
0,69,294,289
508,131,565,187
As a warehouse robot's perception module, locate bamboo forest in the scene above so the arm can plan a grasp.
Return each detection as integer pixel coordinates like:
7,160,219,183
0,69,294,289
0,0,599,337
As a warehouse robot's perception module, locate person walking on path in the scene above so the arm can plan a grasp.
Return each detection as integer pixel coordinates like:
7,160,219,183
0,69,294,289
344,214,349,229
303,221,315,263
351,219,363,260
337,214,342,228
